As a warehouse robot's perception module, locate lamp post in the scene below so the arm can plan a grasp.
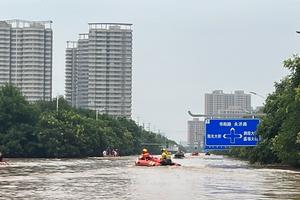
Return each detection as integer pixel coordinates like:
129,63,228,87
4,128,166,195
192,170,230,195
249,91,266,99
95,107,107,120
56,94,59,112
148,123,151,132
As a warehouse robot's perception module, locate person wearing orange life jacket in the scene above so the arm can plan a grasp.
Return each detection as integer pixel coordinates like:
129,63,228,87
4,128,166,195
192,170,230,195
140,148,151,160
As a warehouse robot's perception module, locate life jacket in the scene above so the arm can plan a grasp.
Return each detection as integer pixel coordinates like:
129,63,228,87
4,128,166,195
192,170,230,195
161,150,171,160
141,152,150,160
166,151,171,159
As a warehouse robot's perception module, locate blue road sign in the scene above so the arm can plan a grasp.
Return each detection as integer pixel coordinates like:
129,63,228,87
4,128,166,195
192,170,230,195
205,119,260,146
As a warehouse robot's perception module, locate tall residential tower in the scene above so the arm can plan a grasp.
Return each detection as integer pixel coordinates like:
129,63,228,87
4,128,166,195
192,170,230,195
65,23,132,118
187,118,205,151
0,19,53,102
205,90,251,118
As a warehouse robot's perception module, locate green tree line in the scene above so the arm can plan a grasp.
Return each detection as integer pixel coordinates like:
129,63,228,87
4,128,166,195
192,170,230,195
228,55,300,167
0,84,175,158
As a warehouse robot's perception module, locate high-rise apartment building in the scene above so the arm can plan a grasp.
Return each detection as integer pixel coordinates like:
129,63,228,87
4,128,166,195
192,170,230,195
0,19,52,102
187,118,205,151
65,23,132,118
205,90,251,118
65,41,78,107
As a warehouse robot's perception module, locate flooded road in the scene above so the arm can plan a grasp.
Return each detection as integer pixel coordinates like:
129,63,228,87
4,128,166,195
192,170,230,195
1,154,300,200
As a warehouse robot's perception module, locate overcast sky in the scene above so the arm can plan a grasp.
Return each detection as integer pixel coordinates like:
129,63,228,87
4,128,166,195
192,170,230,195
1,0,300,142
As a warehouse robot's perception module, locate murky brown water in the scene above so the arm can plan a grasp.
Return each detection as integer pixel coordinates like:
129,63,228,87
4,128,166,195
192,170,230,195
0,154,300,200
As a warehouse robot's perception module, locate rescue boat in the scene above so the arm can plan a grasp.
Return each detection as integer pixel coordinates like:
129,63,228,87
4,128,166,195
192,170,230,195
135,156,181,167
135,156,161,166
174,152,185,159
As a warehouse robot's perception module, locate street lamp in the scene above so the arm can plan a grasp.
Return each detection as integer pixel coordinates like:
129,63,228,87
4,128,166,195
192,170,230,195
96,109,99,120
249,91,266,99
95,107,107,120
248,91,267,117
55,94,60,112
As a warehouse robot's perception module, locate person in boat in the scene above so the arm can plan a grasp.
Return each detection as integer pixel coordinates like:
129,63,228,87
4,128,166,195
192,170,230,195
160,148,172,165
140,148,151,160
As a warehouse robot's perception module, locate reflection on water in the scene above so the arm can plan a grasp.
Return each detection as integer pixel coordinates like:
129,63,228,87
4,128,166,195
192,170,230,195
0,155,300,200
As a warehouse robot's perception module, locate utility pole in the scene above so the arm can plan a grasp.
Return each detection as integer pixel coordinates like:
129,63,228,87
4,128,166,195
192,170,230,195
56,95,59,112
96,109,98,120
148,123,151,132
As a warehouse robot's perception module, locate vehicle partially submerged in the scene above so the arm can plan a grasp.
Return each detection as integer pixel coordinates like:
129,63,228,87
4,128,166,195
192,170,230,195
173,151,185,159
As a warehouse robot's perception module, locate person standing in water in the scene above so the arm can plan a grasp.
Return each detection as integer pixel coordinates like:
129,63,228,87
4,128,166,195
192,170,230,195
0,152,3,162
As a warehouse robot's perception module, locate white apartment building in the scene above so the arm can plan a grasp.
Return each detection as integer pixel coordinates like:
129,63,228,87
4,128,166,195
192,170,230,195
205,90,251,118
0,19,52,102
65,41,78,107
65,23,132,118
187,118,205,151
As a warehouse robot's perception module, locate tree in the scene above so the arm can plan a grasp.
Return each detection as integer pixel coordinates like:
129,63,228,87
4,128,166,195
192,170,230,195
0,84,177,158
226,55,300,167
0,84,39,157
269,55,300,166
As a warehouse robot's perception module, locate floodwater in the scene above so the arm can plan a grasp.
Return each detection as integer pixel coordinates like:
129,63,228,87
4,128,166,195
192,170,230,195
1,154,300,200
